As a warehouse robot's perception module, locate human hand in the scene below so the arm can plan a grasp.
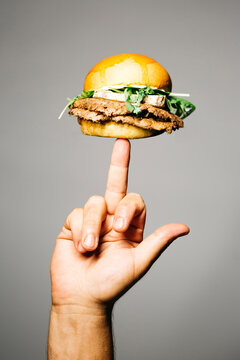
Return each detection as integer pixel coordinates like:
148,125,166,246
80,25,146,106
50,139,189,309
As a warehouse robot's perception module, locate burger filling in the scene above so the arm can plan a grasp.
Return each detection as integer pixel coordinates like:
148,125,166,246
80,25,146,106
59,85,195,135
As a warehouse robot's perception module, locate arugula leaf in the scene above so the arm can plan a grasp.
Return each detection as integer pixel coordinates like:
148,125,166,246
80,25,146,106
58,90,94,119
59,85,195,120
106,86,195,119
123,85,156,115
166,96,195,119
79,90,94,99
107,88,125,93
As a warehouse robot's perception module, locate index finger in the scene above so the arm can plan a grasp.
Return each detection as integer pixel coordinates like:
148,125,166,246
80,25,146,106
104,139,131,214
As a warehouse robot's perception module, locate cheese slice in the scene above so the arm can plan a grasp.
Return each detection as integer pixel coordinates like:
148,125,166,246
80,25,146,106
93,90,165,108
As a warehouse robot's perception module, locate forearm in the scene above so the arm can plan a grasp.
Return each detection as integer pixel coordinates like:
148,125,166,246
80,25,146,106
48,304,114,360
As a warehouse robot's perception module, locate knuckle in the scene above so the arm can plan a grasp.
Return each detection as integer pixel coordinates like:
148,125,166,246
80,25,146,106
118,204,129,215
128,192,144,204
65,208,83,229
84,196,107,219
71,207,83,217
88,195,104,205
83,219,97,229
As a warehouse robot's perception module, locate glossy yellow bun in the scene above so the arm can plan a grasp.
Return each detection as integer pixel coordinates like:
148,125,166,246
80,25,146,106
84,54,172,92
79,120,158,139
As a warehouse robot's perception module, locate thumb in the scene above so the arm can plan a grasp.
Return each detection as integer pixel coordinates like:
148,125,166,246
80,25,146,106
134,223,190,279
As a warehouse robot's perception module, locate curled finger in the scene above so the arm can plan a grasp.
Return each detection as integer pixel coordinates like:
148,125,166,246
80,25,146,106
58,208,84,251
113,193,146,233
81,195,107,252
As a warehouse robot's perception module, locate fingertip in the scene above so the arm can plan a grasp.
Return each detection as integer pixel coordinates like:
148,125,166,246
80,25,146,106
82,233,98,252
176,223,190,236
115,138,131,148
112,139,131,167
154,223,190,241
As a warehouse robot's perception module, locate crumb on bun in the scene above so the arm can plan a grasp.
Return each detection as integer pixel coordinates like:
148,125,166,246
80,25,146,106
84,53,172,92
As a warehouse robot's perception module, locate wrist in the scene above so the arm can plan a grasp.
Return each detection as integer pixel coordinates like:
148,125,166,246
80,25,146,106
51,303,113,319
51,288,114,314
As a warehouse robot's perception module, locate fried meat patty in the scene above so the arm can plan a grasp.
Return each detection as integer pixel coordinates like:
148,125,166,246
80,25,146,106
69,98,183,134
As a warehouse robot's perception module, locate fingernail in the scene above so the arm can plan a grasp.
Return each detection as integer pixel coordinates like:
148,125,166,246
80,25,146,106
114,217,125,229
83,233,95,249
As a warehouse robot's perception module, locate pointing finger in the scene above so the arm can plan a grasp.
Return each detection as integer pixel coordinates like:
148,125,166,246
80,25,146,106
105,139,131,214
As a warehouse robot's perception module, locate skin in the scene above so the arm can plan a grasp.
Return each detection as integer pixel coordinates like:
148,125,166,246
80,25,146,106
48,139,189,360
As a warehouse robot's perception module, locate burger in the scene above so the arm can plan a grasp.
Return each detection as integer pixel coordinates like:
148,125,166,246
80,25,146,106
59,54,196,139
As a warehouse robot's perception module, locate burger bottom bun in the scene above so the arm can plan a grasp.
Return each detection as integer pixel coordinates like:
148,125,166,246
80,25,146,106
79,119,159,139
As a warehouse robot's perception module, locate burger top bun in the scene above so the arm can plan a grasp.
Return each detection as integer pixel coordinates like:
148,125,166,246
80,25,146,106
84,54,172,92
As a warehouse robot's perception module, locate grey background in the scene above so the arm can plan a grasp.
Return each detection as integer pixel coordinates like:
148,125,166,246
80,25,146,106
1,0,240,359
